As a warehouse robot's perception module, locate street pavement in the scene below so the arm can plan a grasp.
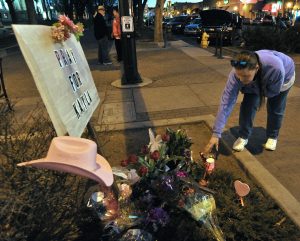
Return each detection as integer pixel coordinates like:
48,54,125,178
1,29,300,227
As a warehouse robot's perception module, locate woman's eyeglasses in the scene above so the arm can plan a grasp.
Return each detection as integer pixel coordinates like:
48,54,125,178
230,60,256,69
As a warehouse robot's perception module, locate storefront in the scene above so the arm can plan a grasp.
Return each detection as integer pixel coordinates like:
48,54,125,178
251,0,283,18
216,0,257,18
262,1,282,15
239,0,257,18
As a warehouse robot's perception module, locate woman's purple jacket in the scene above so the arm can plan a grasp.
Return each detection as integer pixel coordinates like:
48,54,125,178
213,50,295,138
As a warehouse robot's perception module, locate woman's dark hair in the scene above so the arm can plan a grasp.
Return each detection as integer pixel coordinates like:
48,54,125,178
112,6,119,12
233,50,265,109
233,50,258,70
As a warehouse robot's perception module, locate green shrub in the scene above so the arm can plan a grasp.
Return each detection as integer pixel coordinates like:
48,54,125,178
242,26,300,53
280,27,300,53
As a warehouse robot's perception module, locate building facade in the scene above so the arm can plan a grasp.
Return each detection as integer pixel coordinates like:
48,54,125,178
173,2,203,15
168,0,299,19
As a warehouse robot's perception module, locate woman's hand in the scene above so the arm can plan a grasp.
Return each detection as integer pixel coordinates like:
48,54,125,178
203,136,219,155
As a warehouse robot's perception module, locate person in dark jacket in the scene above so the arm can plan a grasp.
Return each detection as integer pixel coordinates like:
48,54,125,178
94,5,112,65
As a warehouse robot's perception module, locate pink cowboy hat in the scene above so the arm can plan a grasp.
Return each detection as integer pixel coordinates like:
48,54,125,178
17,136,113,186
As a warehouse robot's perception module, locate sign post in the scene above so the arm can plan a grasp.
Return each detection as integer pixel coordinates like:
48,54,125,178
0,49,13,112
119,0,142,85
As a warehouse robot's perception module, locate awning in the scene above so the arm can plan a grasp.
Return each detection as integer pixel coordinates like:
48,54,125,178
249,0,258,3
240,0,258,4
262,3,272,11
252,0,265,11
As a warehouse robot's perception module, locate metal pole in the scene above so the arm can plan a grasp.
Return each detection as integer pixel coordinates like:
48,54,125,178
214,31,219,57
218,29,224,59
86,122,103,155
163,25,167,48
0,56,13,112
119,0,142,85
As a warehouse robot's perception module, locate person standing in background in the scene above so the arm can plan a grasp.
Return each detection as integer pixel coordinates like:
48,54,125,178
93,5,112,65
112,7,122,62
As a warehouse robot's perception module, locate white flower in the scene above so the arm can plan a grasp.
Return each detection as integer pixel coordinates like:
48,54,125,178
127,169,140,184
148,128,162,153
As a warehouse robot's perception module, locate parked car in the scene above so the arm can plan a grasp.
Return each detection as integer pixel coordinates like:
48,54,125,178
242,17,252,25
196,9,241,44
163,17,172,27
144,16,155,26
184,18,202,36
252,17,262,25
0,10,11,25
166,15,198,34
262,15,276,25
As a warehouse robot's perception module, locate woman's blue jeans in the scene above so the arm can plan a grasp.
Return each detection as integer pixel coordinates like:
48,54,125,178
239,89,290,139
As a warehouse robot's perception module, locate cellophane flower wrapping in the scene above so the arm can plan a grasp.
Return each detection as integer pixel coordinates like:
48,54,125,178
119,229,153,241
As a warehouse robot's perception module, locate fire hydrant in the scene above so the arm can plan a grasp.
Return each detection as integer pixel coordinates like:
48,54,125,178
201,31,209,48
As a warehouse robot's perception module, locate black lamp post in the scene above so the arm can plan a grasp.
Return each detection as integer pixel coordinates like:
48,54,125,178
118,0,142,85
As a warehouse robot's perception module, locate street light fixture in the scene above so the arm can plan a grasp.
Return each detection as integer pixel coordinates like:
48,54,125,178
286,2,292,8
286,2,293,15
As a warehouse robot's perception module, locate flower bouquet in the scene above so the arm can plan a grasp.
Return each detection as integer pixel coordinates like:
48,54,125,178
88,128,224,241
121,128,194,178
51,15,84,42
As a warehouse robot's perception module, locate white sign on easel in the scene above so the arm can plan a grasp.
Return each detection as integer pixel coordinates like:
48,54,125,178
121,16,134,32
12,25,100,137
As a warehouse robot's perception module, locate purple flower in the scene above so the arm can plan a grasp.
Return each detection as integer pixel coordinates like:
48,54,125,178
160,175,175,191
146,207,170,226
141,190,154,204
176,171,188,178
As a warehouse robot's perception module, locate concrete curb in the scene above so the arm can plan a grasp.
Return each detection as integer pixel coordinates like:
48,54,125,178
93,114,300,228
111,77,153,88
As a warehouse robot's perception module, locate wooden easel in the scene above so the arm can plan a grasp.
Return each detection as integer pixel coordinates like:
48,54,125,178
0,50,13,113
87,121,103,155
